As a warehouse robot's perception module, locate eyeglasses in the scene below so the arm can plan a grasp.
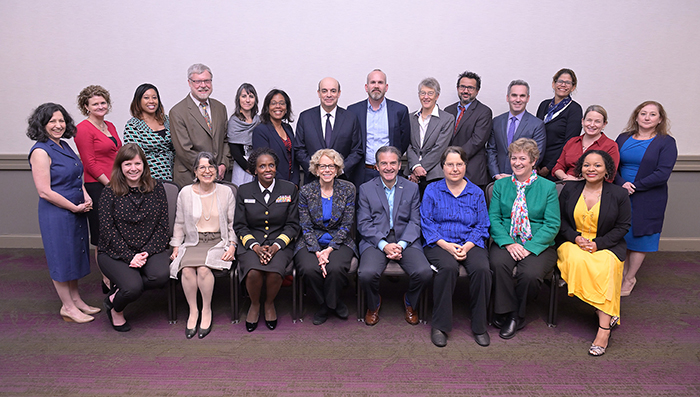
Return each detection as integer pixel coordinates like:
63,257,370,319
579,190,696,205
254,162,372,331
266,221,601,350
444,162,465,169
458,85,477,92
197,165,217,172
419,91,437,98
317,164,337,171
270,101,287,107
189,79,212,86
555,79,573,87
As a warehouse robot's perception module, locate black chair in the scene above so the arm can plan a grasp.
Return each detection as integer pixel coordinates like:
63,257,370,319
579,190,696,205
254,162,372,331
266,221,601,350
165,180,238,324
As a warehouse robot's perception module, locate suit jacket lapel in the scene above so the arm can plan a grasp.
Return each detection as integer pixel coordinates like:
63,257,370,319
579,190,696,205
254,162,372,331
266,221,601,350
188,97,213,137
458,101,478,131
598,183,612,233
514,112,529,140
329,108,345,147
374,179,391,220
423,114,440,147
392,179,405,225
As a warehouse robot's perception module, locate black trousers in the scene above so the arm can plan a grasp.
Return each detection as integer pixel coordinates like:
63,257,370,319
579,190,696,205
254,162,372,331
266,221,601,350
295,245,355,310
358,244,432,311
98,251,170,312
424,245,491,334
490,245,557,319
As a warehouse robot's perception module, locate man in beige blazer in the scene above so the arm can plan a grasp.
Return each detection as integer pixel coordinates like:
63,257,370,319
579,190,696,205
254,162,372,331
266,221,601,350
170,63,229,188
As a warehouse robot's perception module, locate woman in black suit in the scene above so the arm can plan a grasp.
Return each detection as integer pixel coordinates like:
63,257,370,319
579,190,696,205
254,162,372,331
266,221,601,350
536,68,583,178
234,148,300,332
293,149,357,326
557,150,631,356
252,89,299,186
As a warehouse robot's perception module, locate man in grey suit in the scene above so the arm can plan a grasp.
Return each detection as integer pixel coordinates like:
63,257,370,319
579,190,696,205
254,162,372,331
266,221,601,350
487,80,546,180
169,64,229,188
357,146,433,326
445,71,493,190
406,77,455,195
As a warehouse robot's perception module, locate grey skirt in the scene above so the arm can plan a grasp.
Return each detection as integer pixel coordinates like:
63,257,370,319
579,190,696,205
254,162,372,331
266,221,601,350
178,232,221,272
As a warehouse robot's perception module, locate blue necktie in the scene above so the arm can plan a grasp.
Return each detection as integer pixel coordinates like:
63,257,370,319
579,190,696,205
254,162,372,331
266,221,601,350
507,116,517,145
325,113,333,147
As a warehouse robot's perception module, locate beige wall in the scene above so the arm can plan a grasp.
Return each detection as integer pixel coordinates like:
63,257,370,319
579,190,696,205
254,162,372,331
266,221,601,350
2,155,698,250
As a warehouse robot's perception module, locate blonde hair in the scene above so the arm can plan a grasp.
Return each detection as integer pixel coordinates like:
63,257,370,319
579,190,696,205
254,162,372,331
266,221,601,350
309,149,345,176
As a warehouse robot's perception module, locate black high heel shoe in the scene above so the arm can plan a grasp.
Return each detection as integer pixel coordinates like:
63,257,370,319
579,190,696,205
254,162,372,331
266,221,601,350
198,324,212,339
104,297,131,332
246,321,258,332
265,319,277,330
101,281,110,294
185,327,197,339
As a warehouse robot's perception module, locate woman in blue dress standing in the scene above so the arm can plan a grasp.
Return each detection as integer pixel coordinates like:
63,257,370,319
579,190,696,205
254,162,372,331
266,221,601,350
27,103,99,324
615,101,677,296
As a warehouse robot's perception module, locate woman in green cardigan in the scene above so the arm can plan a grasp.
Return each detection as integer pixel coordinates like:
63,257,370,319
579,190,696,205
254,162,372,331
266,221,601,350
488,138,561,340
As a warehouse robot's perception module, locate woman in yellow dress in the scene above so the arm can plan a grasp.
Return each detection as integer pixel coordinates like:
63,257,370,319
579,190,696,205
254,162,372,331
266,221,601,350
557,150,631,356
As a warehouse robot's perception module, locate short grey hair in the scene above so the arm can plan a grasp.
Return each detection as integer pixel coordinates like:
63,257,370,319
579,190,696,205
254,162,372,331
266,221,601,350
187,63,213,79
507,79,529,96
367,69,387,84
374,146,401,164
418,77,441,95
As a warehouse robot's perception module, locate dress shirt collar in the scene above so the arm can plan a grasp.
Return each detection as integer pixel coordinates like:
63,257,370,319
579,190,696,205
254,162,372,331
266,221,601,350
436,177,476,198
508,111,524,122
258,179,276,194
415,105,441,119
367,98,387,112
190,93,211,109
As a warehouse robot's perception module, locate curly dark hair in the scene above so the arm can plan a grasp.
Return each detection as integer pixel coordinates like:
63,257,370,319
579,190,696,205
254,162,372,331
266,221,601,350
247,147,279,174
574,150,616,179
260,89,293,124
26,103,77,142
77,85,112,116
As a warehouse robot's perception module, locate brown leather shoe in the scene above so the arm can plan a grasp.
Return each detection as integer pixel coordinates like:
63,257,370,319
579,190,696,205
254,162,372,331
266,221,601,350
364,297,381,326
404,294,419,325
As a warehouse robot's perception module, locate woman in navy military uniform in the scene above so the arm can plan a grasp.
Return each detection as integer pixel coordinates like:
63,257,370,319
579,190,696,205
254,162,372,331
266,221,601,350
234,147,300,332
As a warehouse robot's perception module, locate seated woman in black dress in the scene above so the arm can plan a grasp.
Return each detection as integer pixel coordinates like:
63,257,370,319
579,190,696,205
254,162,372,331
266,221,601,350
234,148,300,332
294,149,357,325
98,143,170,332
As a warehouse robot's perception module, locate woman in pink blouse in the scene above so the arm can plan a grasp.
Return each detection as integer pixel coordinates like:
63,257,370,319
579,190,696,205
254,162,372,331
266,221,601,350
74,85,122,291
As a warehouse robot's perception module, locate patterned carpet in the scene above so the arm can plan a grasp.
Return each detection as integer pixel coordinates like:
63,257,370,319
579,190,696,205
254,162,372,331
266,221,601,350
0,249,698,396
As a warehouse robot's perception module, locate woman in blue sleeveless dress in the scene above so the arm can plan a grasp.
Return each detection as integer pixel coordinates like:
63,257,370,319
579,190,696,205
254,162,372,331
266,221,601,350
27,103,99,324
615,101,677,296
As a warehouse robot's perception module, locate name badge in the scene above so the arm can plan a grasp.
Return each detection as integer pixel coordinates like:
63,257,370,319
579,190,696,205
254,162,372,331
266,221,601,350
275,195,291,203
244,199,256,204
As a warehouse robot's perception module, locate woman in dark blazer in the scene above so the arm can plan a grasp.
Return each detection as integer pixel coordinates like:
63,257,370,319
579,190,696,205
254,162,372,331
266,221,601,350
234,148,300,332
614,101,677,296
536,68,583,179
557,150,631,356
252,89,299,186
294,149,357,326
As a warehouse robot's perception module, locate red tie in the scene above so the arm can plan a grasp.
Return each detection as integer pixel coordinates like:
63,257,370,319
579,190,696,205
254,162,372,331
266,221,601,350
454,105,465,135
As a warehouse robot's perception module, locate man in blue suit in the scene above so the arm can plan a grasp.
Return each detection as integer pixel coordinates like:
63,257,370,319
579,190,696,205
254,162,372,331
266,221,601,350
348,69,410,184
294,77,363,185
357,146,433,326
487,80,546,180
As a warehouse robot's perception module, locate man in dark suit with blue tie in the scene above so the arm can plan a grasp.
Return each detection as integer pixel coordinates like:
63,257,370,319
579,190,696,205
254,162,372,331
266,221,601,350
294,77,363,185
357,146,433,326
487,80,546,180
347,69,410,184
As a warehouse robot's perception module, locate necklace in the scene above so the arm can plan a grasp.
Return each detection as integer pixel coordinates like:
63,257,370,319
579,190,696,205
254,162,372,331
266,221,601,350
196,184,216,221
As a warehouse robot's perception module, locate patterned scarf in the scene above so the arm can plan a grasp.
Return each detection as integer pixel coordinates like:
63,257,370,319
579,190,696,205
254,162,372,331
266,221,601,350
543,96,572,123
509,170,538,243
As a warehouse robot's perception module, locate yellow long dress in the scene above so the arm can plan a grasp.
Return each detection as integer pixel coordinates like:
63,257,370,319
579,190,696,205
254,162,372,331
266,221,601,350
557,194,623,318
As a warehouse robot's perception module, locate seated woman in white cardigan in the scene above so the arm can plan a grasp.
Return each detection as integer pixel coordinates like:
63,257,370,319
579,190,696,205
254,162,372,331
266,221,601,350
170,152,237,339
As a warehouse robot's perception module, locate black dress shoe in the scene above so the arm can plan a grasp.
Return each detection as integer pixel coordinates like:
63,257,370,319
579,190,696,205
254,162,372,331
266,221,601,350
185,327,197,339
245,321,258,332
499,316,524,339
313,305,329,325
265,319,277,330
101,281,110,294
431,328,447,347
492,313,508,329
104,297,130,332
334,301,349,319
198,324,212,339
474,332,491,347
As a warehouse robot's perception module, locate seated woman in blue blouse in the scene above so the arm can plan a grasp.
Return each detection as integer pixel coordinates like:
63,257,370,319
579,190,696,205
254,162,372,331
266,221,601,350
294,149,357,325
488,138,560,340
421,146,491,348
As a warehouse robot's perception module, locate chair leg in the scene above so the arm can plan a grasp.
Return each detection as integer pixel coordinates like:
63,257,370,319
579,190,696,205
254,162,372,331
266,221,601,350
229,270,237,323
548,271,559,328
418,288,428,324
233,267,240,324
292,268,298,323
356,274,364,322
168,278,177,324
